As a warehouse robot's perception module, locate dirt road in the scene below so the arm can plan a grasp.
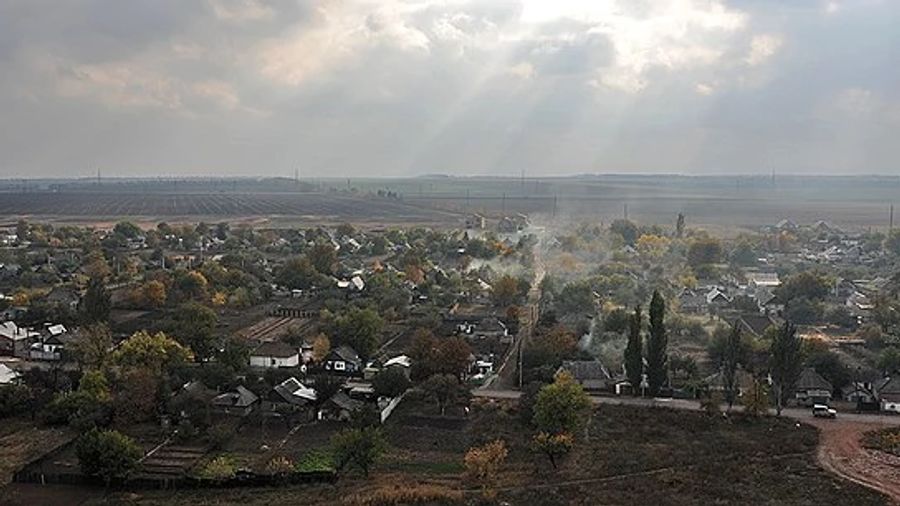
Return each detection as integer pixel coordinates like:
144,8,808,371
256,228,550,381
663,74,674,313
808,418,900,504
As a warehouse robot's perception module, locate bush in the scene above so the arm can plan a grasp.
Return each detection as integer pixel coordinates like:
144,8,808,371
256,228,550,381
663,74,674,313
198,455,237,481
206,423,232,450
344,484,463,506
295,449,335,472
75,428,142,484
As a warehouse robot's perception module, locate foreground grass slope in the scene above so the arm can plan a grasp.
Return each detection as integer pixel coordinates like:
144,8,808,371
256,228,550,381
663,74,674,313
89,399,885,506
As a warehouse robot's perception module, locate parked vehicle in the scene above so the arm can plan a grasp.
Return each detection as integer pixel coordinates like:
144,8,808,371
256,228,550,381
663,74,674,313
812,404,837,418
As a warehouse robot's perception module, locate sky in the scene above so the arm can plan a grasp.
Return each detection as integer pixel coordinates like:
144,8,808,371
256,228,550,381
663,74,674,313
0,0,898,178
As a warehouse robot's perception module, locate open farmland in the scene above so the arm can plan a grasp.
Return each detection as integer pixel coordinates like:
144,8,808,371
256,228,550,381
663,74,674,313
0,191,462,227
72,402,885,506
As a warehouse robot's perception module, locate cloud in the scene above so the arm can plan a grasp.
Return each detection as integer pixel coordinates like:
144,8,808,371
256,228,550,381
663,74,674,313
0,0,899,176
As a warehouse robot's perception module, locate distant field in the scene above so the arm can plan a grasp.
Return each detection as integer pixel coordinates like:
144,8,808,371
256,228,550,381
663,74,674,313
1,175,898,230
0,191,462,228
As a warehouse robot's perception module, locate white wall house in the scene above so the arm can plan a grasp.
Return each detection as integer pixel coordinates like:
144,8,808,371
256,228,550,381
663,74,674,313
249,342,300,368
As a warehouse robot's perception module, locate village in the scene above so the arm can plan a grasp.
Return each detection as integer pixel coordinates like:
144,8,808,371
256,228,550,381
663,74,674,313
2,210,900,504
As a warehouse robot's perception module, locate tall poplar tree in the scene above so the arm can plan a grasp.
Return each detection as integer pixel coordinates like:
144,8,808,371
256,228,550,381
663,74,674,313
770,321,803,416
624,305,643,396
646,291,668,396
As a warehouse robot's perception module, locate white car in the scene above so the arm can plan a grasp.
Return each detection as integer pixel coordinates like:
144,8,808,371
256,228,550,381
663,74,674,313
812,404,837,418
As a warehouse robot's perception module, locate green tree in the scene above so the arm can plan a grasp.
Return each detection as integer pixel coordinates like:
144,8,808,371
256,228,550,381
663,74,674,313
885,229,900,256
331,427,387,477
69,323,113,370
770,321,803,416
75,428,142,485
610,219,639,245
371,367,411,398
877,347,900,374
309,243,338,275
276,256,322,290
687,237,723,267
532,372,591,435
173,302,218,362
777,271,830,303
675,213,685,239
422,374,462,416
624,305,643,397
113,331,193,373
332,307,384,360
81,277,111,324
645,291,668,396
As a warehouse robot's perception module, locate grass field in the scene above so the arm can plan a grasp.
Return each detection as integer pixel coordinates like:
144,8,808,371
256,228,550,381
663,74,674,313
75,397,885,506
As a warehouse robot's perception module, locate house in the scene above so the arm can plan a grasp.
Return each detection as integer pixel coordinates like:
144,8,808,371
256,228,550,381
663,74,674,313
842,381,878,405
318,391,363,421
746,272,781,289
677,289,707,314
794,368,833,406
878,377,900,413
323,345,362,375
0,322,38,357
29,324,73,361
249,342,300,369
211,386,259,417
465,214,486,230
705,287,732,310
736,314,778,338
704,369,755,398
557,360,611,391
169,380,217,422
45,286,81,310
383,355,412,378
0,364,20,385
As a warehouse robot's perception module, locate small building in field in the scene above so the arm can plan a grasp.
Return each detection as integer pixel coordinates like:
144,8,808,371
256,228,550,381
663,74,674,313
794,368,833,406
250,342,300,369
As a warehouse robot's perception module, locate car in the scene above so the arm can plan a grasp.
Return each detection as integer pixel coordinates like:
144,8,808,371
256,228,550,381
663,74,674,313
812,404,837,418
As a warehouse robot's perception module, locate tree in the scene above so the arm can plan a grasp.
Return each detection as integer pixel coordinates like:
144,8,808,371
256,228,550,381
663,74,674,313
81,277,111,324
331,308,383,360
309,243,338,275
532,432,574,470
492,274,522,307
372,367,411,398
113,221,141,239
610,219,639,245
217,336,250,372
78,369,111,403
687,237,723,267
464,439,507,496
113,331,193,373
75,428,142,485
533,371,591,435
624,306,643,396
173,302,218,362
675,213,685,238
331,427,386,477
422,374,462,416
312,333,330,362
777,271,830,303
276,256,322,290
175,270,209,300
69,323,113,370
805,349,850,392
743,377,770,416
113,368,159,425
784,297,822,325
143,280,167,308
885,229,900,256
603,308,629,334
555,280,595,316
770,321,803,416
721,322,743,410
645,291,668,396
877,347,900,374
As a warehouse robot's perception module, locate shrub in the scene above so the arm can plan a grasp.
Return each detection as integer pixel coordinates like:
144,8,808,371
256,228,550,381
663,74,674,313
295,449,335,473
75,428,142,485
198,455,237,481
464,439,507,497
344,484,464,506
265,455,294,476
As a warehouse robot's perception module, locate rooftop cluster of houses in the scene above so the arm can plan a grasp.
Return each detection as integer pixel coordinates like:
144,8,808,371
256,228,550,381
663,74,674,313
0,320,75,364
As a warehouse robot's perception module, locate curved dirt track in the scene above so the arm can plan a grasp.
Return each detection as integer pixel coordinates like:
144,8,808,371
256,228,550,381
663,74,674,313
807,418,900,504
